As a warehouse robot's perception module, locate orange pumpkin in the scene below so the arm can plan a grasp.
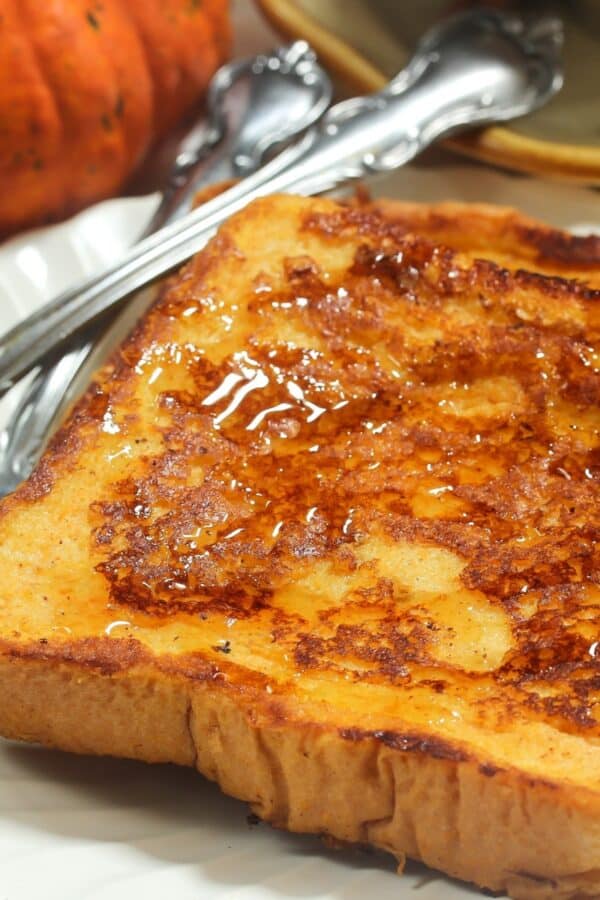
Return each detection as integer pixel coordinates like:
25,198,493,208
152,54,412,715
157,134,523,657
0,0,231,236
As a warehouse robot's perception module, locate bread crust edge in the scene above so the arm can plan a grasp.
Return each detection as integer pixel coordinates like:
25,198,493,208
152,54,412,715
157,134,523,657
2,649,600,900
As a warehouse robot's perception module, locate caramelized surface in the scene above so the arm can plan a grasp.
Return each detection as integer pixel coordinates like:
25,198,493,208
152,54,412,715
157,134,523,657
3,195,600,787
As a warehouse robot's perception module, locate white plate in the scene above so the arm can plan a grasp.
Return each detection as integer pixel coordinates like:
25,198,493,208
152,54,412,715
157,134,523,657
0,163,598,900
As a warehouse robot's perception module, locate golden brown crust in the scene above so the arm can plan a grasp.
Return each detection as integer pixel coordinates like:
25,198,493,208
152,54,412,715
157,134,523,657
3,649,600,899
2,195,600,898
366,199,600,282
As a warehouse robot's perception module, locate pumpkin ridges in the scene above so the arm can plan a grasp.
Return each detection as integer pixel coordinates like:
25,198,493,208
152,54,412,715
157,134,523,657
0,0,65,231
18,0,120,213
19,0,153,214
201,0,233,63
0,0,230,236
70,0,154,183
125,0,231,137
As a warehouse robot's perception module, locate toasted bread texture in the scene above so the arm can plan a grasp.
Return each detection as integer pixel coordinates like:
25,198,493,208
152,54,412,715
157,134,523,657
2,195,600,899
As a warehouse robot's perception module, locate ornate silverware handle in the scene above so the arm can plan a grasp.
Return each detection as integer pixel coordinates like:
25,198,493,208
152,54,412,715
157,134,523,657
0,8,561,394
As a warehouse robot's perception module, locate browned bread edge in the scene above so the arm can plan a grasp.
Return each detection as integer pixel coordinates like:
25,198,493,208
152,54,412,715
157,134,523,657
2,639,600,899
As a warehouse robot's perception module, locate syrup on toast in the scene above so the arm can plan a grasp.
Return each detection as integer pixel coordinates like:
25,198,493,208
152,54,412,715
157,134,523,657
1,195,600,899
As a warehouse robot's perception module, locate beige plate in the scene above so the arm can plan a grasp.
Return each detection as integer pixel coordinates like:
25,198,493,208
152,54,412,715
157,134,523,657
256,0,600,184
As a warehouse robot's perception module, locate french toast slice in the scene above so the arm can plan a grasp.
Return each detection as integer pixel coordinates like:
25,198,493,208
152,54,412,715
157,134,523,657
1,195,600,899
